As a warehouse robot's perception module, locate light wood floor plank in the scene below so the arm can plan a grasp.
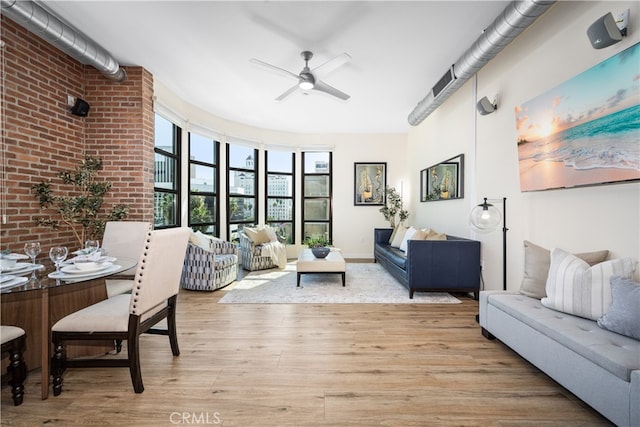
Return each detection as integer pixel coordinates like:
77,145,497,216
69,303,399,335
0,283,611,426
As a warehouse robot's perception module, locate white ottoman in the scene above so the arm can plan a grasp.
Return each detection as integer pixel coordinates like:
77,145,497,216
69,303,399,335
296,249,346,287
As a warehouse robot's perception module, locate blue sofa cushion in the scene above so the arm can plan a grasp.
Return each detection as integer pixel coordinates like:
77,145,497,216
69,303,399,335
381,245,407,269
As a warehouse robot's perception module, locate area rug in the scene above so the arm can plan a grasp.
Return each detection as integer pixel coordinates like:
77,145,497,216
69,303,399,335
218,262,461,304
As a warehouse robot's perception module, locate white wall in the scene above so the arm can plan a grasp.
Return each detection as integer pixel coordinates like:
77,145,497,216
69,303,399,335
408,1,640,290
154,82,407,258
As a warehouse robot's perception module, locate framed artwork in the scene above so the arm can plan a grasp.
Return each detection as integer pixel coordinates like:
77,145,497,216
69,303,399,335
421,154,464,202
354,162,386,206
515,42,640,191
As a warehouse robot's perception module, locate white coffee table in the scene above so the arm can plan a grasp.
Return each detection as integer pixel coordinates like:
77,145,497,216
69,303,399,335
296,249,346,287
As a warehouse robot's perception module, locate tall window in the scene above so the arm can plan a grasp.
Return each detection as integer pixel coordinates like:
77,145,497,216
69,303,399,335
302,152,332,243
266,150,295,244
154,114,181,229
188,132,219,235
227,144,257,241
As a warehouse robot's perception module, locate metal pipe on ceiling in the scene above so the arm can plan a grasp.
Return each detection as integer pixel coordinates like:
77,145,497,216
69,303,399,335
1,0,126,83
408,0,556,126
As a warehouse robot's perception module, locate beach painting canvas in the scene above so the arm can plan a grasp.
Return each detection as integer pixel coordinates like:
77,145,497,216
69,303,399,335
515,42,640,192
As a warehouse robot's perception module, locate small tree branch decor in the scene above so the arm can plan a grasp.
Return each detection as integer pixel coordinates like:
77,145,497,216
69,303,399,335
379,185,409,228
32,156,129,248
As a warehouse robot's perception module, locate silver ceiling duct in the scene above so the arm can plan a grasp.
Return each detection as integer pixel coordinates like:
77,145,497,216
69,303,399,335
1,0,126,82
408,0,555,126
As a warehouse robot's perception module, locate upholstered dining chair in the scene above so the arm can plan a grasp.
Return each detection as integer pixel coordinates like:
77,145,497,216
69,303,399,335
1,325,27,405
50,227,190,395
101,221,153,298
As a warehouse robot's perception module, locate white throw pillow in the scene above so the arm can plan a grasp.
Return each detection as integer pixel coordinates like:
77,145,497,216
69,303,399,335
189,231,212,250
541,248,636,320
264,226,278,242
390,227,408,248
399,226,418,252
244,227,271,245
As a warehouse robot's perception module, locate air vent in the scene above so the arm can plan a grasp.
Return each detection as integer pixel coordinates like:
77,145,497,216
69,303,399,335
432,66,456,98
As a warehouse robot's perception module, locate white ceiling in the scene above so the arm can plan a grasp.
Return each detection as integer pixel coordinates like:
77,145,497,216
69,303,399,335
44,1,508,134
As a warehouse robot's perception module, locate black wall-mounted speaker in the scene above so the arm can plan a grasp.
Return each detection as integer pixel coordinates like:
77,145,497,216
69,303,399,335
70,98,90,117
587,13,623,49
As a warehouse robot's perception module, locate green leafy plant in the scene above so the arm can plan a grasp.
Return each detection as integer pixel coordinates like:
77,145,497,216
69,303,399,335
379,186,409,227
32,156,129,248
303,234,330,248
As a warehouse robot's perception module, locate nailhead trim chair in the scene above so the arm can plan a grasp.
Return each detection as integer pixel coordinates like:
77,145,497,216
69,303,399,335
1,325,27,406
181,239,238,291
50,227,190,395
101,221,153,298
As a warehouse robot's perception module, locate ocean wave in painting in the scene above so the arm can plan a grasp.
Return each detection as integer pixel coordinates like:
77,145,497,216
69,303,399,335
519,104,640,171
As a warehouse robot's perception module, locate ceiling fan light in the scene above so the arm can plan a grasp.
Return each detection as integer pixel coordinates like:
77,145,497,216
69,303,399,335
299,80,314,90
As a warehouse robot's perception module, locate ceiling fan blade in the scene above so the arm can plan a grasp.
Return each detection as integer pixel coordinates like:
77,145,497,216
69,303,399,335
312,53,351,78
313,80,350,101
250,58,299,80
275,84,299,102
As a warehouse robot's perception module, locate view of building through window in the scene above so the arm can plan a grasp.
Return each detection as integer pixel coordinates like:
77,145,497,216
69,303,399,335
154,114,331,243
188,132,218,235
302,152,332,243
154,114,181,228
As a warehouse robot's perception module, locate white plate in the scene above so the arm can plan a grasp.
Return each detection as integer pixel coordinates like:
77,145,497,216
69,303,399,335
5,263,44,276
0,262,33,273
0,274,15,284
0,276,28,290
1,254,29,260
69,256,116,264
49,264,121,281
61,262,113,275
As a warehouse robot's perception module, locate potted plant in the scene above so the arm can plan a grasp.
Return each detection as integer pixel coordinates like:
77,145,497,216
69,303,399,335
32,156,130,249
304,234,331,258
379,186,409,228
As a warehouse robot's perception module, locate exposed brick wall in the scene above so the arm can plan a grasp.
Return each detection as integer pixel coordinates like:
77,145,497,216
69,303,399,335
1,16,154,255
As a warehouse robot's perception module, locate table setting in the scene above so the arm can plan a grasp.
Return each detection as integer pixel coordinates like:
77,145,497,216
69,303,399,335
0,245,45,291
47,241,121,282
0,240,132,292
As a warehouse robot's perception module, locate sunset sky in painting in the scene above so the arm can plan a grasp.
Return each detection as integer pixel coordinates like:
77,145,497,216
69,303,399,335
515,43,640,142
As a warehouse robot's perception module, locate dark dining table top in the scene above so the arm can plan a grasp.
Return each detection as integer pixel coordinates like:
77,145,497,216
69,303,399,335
0,256,137,294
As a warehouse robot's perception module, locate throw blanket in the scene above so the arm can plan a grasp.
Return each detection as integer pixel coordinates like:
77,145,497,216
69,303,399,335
261,241,287,269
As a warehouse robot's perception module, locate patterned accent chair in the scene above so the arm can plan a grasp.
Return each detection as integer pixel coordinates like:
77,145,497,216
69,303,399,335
181,232,238,291
238,227,285,271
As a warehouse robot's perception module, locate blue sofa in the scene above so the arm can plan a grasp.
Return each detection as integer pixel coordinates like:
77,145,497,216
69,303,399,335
374,228,481,299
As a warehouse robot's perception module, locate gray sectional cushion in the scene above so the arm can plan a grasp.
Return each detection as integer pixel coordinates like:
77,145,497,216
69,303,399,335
598,277,640,340
487,293,640,382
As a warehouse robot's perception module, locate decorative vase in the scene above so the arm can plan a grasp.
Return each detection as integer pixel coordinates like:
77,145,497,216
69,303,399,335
311,247,330,259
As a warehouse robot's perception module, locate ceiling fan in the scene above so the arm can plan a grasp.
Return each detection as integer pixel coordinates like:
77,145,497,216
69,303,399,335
250,51,351,101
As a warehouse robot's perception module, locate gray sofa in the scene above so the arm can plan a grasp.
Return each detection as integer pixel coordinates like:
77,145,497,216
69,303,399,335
480,291,640,426
374,228,481,299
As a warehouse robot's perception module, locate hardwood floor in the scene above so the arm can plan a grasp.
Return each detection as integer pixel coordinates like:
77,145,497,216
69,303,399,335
1,278,610,426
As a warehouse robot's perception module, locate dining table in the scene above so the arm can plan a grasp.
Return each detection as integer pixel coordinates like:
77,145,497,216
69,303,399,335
0,255,137,399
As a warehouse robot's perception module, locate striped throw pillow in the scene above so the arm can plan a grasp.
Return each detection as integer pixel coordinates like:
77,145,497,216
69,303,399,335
541,248,635,320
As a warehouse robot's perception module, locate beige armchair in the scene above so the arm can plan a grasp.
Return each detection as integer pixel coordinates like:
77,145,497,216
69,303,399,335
50,227,190,394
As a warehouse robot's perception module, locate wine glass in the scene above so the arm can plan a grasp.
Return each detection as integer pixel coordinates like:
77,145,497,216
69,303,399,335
49,246,68,274
84,239,100,255
24,242,41,266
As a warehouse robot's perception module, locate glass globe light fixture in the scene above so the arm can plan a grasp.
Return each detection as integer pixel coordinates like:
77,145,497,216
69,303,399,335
469,198,502,233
